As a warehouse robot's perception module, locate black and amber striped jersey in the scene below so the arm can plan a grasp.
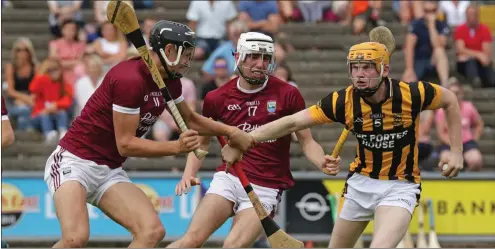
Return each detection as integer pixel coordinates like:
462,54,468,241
308,78,443,183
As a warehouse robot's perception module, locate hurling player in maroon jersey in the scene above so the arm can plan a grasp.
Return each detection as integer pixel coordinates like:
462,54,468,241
168,32,340,248
43,21,254,248
2,96,15,148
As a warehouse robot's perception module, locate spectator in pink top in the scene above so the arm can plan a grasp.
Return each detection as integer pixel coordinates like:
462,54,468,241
49,20,87,87
435,78,484,171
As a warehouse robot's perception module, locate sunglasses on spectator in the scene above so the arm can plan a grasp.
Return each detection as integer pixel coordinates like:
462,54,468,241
214,63,228,69
15,47,28,52
47,67,60,73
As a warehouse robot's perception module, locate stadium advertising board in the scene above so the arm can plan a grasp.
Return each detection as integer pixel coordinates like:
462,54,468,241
313,179,494,235
1,177,232,239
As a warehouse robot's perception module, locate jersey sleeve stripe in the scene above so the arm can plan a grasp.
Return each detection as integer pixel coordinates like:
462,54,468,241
2,115,9,121
335,89,347,124
426,83,443,110
112,104,140,114
173,95,185,104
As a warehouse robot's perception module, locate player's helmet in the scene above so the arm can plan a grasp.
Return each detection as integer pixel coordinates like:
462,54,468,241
347,42,390,97
149,20,196,80
235,32,276,85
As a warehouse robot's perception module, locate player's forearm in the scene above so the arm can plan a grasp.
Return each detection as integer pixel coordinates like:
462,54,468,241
1,121,15,148
443,95,463,154
252,110,313,143
182,137,210,177
118,136,180,157
404,44,415,70
301,140,326,169
188,113,237,137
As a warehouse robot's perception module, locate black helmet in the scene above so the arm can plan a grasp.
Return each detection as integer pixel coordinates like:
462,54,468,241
149,20,196,79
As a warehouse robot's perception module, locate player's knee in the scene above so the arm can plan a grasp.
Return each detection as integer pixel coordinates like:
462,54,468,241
223,236,250,248
61,230,89,248
466,157,483,171
134,220,165,245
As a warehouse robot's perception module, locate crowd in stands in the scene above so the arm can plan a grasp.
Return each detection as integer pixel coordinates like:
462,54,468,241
2,0,493,172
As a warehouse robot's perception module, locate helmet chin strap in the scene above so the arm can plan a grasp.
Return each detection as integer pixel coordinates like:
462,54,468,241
236,65,267,85
155,46,185,80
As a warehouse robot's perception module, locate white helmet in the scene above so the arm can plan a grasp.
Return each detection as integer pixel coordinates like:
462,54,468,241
234,32,276,85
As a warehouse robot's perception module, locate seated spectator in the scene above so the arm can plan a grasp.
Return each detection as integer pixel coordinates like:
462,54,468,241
88,21,128,73
152,77,197,142
47,0,84,37
238,0,282,37
93,1,133,27
29,58,74,144
418,110,436,171
402,1,450,86
141,17,157,46
273,63,297,88
201,20,248,80
454,3,493,88
49,20,87,87
296,1,332,23
199,57,231,107
4,37,39,131
74,54,104,116
439,1,470,28
186,0,238,60
393,0,424,25
435,78,484,171
352,0,385,35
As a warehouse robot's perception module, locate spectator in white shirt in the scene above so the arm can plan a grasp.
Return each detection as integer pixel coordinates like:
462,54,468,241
74,54,104,116
439,1,470,27
186,1,238,60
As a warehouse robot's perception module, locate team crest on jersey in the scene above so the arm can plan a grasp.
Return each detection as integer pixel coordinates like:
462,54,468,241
267,101,277,113
393,113,403,127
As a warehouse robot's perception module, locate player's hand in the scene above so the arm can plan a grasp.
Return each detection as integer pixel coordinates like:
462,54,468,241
321,155,341,176
177,129,200,153
221,144,243,166
438,152,463,178
175,176,201,196
228,128,256,152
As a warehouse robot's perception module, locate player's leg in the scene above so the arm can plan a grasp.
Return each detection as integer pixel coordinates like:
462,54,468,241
44,147,91,248
463,141,483,171
328,197,370,248
167,194,234,248
369,181,420,247
95,176,165,248
167,171,236,248
222,208,263,248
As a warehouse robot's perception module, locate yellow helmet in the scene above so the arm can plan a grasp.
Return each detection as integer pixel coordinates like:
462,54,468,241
347,42,390,71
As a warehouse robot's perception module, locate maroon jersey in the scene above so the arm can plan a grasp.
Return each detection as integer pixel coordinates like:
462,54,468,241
1,96,8,121
203,76,306,190
60,57,183,168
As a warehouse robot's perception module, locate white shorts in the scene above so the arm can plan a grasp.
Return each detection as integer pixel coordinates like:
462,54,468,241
206,172,282,217
44,146,132,205
339,173,421,221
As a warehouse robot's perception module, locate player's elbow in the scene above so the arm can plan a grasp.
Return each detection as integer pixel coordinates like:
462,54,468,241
116,137,133,157
2,132,15,148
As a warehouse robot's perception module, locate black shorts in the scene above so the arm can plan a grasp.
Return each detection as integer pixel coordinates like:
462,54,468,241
418,142,433,162
438,140,479,153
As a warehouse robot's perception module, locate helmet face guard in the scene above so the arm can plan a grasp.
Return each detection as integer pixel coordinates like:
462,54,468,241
149,20,196,80
235,32,276,85
347,42,390,97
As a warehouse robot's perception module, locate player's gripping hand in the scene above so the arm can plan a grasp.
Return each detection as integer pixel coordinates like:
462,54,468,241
221,144,243,166
438,152,463,178
228,128,256,152
321,155,341,176
177,130,201,153
175,176,201,196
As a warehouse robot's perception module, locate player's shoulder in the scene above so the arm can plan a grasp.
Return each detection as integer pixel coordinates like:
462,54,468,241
106,57,147,80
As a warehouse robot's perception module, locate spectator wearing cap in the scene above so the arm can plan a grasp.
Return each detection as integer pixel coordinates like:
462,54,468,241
454,3,493,88
186,1,238,60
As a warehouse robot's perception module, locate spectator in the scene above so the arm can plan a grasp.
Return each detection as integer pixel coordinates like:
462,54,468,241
393,0,424,25
47,0,84,37
418,110,436,171
273,63,297,88
201,20,249,80
74,54,104,116
296,1,332,23
141,17,157,46
439,1,470,28
4,37,39,131
454,3,493,88
402,1,450,86
152,78,197,142
186,1,238,60
49,20,87,87
93,1,133,27
238,0,282,37
199,57,231,107
435,78,484,171
89,21,128,73
29,58,74,144
350,1,385,35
